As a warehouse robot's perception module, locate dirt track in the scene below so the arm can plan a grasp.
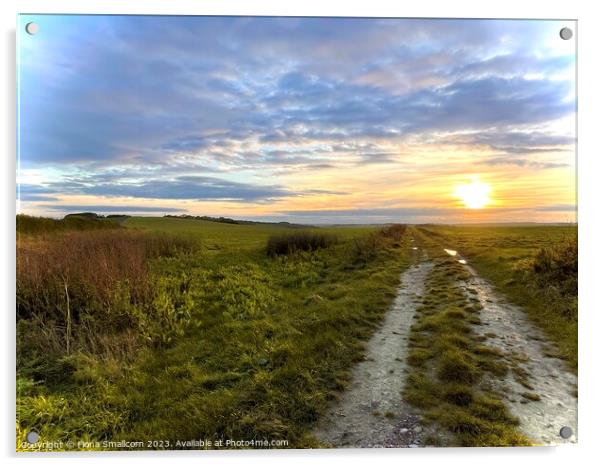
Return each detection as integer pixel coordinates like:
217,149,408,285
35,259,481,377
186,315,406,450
315,242,577,447
461,262,578,445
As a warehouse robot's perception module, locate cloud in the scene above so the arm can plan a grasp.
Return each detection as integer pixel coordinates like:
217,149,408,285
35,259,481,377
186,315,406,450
535,204,576,212
17,184,59,202
77,175,294,202
282,207,456,217
19,16,575,169
271,206,550,224
470,130,575,152
275,207,462,224
479,157,570,169
43,205,184,213
161,136,213,153
450,53,573,81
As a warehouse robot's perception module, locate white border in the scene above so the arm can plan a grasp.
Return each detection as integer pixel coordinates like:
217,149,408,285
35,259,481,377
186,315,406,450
3,1,601,465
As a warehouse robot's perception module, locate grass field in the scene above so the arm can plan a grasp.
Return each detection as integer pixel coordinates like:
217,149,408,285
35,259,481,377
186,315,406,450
15,216,577,449
16,216,410,450
124,217,374,253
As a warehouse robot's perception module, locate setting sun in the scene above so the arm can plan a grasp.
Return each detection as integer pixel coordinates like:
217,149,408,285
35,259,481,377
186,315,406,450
454,178,492,209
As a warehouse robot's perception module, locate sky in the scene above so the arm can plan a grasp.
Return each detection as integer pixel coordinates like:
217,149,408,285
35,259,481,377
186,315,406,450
17,15,577,224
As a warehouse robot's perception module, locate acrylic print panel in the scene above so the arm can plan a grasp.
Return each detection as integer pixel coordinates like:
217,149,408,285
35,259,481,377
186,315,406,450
16,15,577,451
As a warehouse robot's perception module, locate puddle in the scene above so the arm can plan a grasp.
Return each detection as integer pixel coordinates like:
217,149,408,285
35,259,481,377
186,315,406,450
458,259,467,264
443,249,457,256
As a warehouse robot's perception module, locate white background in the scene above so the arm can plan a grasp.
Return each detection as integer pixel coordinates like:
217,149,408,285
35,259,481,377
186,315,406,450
2,1,601,465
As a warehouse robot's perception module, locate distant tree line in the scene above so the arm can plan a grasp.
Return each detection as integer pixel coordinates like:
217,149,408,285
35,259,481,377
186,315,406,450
164,214,305,228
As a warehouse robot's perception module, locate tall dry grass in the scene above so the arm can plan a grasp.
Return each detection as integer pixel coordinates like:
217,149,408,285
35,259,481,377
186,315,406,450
17,230,198,367
532,237,577,296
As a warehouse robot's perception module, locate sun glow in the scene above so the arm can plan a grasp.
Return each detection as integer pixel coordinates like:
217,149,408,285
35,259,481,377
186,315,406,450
454,178,492,209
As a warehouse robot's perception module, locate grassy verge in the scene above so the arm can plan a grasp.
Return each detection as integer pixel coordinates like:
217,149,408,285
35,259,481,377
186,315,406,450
418,225,577,372
17,218,411,450
402,229,530,446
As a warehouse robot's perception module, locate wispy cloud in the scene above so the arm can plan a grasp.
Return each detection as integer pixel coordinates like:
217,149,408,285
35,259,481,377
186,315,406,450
43,205,184,213
18,184,59,202
80,176,294,202
479,157,570,169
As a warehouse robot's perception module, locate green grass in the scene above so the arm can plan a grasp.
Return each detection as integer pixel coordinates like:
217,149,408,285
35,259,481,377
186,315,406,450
124,217,373,252
17,216,411,450
402,228,530,447
418,224,577,372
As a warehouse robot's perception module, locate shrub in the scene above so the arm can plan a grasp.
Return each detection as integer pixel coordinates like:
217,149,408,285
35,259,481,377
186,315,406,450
266,232,338,257
349,225,406,266
526,237,578,322
380,224,406,241
532,237,577,296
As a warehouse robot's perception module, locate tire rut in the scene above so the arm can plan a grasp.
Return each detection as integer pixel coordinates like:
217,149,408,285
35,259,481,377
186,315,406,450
314,258,433,448
458,260,578,445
